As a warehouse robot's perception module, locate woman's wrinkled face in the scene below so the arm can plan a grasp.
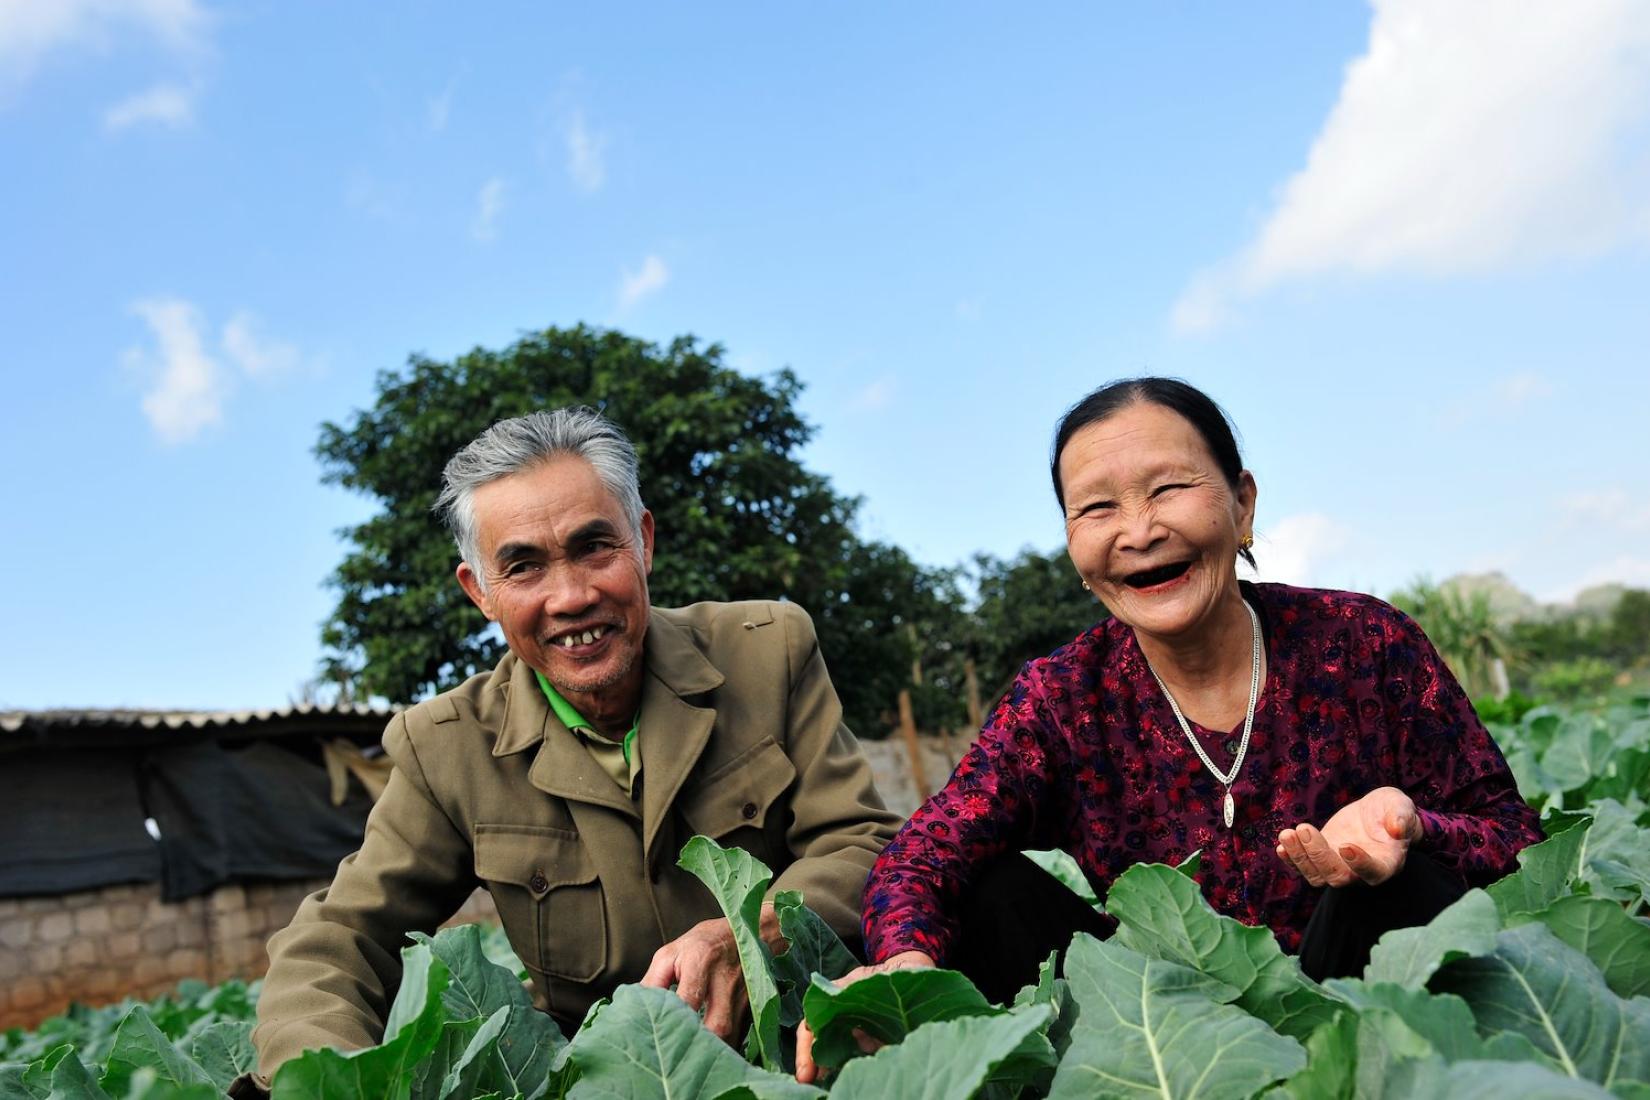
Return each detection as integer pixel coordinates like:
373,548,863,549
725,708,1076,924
1059,401,1256,645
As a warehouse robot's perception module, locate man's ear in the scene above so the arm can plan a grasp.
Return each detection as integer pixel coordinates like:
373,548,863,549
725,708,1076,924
638,510,655,575
456,562,496,620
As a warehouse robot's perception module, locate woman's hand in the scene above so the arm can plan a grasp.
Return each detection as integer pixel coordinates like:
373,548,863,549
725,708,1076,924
1276,786,1422,887
794,949,935,1084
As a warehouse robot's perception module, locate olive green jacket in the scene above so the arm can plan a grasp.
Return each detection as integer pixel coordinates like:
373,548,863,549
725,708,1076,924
250,600,900,1079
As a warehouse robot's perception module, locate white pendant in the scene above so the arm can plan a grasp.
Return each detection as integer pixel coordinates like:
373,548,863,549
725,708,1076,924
1223,790,1235,828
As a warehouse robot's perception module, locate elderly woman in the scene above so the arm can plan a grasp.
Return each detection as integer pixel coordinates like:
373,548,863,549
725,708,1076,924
797,378,1540,1079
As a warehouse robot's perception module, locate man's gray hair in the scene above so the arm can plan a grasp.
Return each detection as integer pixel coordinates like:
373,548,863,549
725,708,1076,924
434,407,646,587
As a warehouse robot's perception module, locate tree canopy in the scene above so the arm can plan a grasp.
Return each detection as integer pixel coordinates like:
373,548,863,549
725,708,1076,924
315,324,963,736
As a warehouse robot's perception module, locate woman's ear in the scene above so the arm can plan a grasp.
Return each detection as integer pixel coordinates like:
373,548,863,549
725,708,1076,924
1236,470,1258,534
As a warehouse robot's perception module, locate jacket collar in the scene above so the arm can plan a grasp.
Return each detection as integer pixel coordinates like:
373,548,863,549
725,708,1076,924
489,608,727,829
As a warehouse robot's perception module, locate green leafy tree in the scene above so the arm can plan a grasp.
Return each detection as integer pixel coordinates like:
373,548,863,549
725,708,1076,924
315,324,945,736
1389,577,1518,700
1603,589,1650,668
966,547,1108,710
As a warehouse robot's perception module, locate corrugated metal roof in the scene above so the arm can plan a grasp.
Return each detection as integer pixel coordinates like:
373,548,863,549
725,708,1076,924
0,702,398,736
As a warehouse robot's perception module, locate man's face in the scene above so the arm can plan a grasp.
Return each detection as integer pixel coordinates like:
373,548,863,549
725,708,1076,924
456,456,654,726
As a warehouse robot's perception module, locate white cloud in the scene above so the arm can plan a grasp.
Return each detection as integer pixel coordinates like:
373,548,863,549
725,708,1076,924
125,300,307,442
851,376,896,412
221,311,299,378
344,170,395,220
1,0,209,95
103,80,194,129
472,177,506,242
126,297,225,444
1543,555,1650,602
1247,513,1354,587
1173,0,1650,331
1490,371,1554,409
617,254,669,310
1560,488,1650,532
427,81,454,132
566,110,606,193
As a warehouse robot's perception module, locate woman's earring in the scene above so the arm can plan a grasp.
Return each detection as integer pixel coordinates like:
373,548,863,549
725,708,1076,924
1081,580,1092,592
1240,533,1255,550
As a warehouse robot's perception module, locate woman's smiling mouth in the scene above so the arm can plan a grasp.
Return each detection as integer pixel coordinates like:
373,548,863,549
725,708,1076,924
1122,560,1194,590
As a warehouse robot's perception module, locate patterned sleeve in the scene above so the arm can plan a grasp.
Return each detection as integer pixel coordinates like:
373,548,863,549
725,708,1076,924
860,664,1069,964
1378,605,1543,884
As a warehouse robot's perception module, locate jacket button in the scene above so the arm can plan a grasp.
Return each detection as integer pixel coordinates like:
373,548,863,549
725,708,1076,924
741,802,758,820
528,871,548,893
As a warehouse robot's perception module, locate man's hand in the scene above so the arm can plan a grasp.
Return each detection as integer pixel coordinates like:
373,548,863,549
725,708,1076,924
1276,786,1422,888
640,917,751,1043
794,949,935,1085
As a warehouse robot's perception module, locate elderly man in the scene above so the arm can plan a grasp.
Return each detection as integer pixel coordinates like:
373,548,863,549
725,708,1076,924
246,407,900,1085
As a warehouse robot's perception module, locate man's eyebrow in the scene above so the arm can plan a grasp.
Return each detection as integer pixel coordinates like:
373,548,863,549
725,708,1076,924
492,541,543,566
568,519,622,545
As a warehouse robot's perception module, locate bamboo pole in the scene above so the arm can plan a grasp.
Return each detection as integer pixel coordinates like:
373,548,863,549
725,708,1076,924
964,658,983,730
897,688,929,800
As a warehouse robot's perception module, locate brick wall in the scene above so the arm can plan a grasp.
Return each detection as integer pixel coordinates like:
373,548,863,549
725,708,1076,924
860,734,969,818
1,737,953,1033
0,881,499,1032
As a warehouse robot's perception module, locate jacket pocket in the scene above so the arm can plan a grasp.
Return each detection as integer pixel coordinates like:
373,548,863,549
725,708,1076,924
473,824,607,983
678,737,798,841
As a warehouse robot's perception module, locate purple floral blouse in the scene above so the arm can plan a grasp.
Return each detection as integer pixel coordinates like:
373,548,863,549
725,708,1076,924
862,582,1542,963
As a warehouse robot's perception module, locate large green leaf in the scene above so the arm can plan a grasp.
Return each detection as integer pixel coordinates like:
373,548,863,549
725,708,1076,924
411,923,541,1024
563,985,794,1100
1023,849,1101,908
0,1064,42,1100
439,1005,562,1100
1508,894,1650,999
271,943,452,1100
1012,953,1078,1061
1047,934,1305,1100
1108,862,1340,1039
1364,888,1501,989
678,836,784,1073
182,1021,254,1092
1323,980,1543,1065
1580,800,1650,903
770,889,857,1030
1268,1011,1355,1100
410,1018,482,1100
111,1068,222,1099
43,1048,109,1100
706,1080,826,1100
1486,819,1591,918
828,1006,1052,1100
1431,921,1650,1090
801,969,997,1073
1540,715,1619,796
97,1009,213,1097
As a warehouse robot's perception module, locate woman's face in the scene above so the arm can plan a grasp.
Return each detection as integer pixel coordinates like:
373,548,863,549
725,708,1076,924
1059,401,1257,644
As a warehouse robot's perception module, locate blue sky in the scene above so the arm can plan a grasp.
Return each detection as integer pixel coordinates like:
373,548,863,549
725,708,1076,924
4,2,1649,710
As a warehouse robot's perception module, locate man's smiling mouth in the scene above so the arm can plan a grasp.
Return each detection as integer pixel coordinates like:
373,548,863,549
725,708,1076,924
1123,560,1193,589
551,624,611,648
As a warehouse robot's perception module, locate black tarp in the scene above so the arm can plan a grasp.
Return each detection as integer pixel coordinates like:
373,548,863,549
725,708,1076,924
141,740,375,901
0,750,162,896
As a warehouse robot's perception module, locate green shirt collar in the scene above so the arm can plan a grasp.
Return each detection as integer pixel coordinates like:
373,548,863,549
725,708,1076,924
533,670,640,768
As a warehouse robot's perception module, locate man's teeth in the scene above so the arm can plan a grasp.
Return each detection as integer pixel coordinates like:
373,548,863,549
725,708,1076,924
558,626,607,648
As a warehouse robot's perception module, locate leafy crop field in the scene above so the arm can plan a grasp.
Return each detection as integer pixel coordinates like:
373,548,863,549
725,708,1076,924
4,697,1648,1099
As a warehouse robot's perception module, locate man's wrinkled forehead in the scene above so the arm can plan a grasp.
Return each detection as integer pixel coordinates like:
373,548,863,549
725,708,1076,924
471,458,633,558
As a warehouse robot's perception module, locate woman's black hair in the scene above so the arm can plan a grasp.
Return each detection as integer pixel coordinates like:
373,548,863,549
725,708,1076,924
1051,376,1257,567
